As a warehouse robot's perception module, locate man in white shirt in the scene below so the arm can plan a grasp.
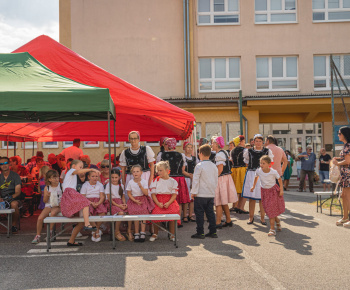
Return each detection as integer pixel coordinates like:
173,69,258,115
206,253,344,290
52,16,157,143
60,139,84,162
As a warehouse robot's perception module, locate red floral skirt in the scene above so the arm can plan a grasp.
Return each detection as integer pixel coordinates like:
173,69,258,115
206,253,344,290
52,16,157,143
60,188,91,218
152,194,180,224
172,176,190,204
261,184,285,218
127,195,155,215
107,198,128,215
87,198,108,216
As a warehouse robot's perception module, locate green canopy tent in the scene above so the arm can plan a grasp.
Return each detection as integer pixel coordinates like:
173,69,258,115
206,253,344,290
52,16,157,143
0,52,117,241
0,52,115,122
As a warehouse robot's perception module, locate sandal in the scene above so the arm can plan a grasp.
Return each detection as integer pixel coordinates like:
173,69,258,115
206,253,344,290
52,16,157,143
134,233,140,243
126,232,134,242
268,229,276,236
84,225,97,231
189,216,196,222
149,234,158,242
169,235,175,242
115,232,126,241
276,221,282,232
139,232,146,243
67,242,83,246
183,216,189,223
336,218,349,226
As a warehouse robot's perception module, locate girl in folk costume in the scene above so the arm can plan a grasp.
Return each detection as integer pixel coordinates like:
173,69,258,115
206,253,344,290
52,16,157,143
230,135,249,214
126,165,155,243
105,169,130,242
156,137,169,163
251,156,285,236
80,171,107,242
211,136,238,228
182,142,197,222
60,160,101,247
120,131,155,190
161,138,190,225
38,166,50,210
242,134,274,225
150,161,180,242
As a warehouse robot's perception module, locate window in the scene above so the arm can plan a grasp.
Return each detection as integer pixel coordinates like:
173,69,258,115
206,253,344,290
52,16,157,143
314,55,350,90
21,142,38,149
145,141,160,147
83,141,99,148
256,56,298,91
255,0,297,23
313,0,350,22
42,142,59,149
195,122,202,142
62,141,73,148
103,142,120,148
1,141,17,149
206,122,222,140
226,122,240,144
198,0,239,25
199,57,240,92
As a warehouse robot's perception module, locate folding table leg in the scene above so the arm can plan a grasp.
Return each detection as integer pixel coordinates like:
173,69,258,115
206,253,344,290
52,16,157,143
175,219,178,248
7,213,10,238
112,221,116,250
316,195,319,213
46,224,51,252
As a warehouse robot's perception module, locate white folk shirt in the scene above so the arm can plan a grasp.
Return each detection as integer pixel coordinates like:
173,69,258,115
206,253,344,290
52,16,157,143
105,183,125,199
255,168,280,189
60,146,84,162
191,160,218,198
215,151,228,166
149,177,178,195
80,181,105,198
62,168,77,191
126,179,148,197
119,146,155,167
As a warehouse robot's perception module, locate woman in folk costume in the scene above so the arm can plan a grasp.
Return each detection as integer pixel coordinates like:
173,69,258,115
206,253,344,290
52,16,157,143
241,134,274,225
120,131,155,190
156,137,169,163
211,136,238,228
160,138,190,224
230,135,249,214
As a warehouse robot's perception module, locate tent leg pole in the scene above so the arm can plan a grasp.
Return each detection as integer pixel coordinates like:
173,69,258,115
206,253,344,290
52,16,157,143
32,141,34,157
114,119,117,165
23,140,25,166
7,138,8,157
108,112,113,242
14,142,16,156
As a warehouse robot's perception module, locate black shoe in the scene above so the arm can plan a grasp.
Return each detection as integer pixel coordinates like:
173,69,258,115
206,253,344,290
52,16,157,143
247,218,254,225
183,216,189,223
205,232,218,238
216,223,223,229
191,233,205,239
239,209,249,214
11,226,18,234
260,220,267,225
222,221,233,227
178,224,184,228
67,242,83,247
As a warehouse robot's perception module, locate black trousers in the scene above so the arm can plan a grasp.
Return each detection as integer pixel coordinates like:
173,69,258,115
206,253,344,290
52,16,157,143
194,197,216,235
299,169,314,191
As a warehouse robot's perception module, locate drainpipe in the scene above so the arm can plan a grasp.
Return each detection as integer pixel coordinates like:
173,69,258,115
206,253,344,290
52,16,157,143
183,0,188,99
186,0,191,99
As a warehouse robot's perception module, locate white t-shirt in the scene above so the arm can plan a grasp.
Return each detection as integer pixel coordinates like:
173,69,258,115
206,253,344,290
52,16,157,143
149,177,178,195
62,168,77,191
215,151,228,166
119,146,155,167
255,168,280,189
60,146,84,162
126,179,148,197
80,181,105,198
105,183,125,199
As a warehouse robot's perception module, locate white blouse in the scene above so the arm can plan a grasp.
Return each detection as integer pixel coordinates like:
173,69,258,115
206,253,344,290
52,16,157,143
80,181,105,198
126,179,148,197
215,151,228,166
105,183,124,199
149,177,178,195
119,146,155,167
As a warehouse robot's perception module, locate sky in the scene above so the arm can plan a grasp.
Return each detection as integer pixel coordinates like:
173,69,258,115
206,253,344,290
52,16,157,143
0,0,59,52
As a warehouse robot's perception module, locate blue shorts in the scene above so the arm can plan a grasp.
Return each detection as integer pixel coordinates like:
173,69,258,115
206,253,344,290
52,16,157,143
319,171,330,183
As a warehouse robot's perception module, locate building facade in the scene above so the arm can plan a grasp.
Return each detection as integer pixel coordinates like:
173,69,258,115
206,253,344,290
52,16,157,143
4,0,346,165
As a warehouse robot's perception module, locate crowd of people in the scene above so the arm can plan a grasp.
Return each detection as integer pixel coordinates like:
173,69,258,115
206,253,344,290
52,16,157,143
1,128,350,245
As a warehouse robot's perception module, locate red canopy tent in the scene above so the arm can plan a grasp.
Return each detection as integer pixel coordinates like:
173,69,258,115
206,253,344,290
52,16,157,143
0,35,194,142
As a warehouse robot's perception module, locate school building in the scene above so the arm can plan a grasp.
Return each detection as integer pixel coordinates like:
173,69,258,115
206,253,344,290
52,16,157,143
4,0,348,164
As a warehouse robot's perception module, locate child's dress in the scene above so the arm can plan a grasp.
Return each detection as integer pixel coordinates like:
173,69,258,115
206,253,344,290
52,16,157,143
150,177,180,222
60,168,91,217
182,154,197,199
80,181,107,216
105,183,127,215
126,179,155,215
255,168,285,218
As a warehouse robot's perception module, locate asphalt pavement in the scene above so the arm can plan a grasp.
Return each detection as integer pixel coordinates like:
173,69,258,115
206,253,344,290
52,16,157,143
0,190,349,290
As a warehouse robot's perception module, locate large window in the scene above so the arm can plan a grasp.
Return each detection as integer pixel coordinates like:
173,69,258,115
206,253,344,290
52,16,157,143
83,141,99,148
195,122,202,141
42,142,58,149
313,0,350,22
197,0,240,25
1,141,17,149
226,122,240,144
255,0,297,23
21,142,38,149
206,122,222,140
256,56,298,91
199,57,240,92
314,55,350,90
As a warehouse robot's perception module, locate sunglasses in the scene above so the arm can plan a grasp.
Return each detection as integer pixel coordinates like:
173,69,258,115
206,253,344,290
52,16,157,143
338,132,342,135
0,161,9,165
101,165,110,168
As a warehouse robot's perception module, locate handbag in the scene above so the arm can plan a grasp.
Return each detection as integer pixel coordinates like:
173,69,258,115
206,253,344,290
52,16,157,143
49,184,62,207
329,161,341,183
